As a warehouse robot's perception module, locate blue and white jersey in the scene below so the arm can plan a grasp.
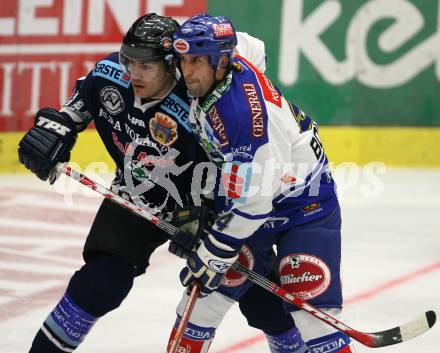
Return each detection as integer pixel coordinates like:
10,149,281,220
188,55,339,246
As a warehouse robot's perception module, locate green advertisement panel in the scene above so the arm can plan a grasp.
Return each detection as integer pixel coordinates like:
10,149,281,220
209,0,440,126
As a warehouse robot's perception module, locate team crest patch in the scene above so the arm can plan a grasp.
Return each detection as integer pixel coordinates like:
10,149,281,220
279,253,331,300
221,245,254,287
100,86,125,115
233,62,244,73
161,37,173,49
149,112,178,146
301,202,323,217
301,202,320,213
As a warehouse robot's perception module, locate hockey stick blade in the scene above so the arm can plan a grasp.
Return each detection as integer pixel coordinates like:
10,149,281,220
352,310,436,348
56,163,437,348
232,261,437,348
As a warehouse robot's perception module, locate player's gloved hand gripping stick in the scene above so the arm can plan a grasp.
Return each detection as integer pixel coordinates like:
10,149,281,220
18,108,77,182
53,162,437,348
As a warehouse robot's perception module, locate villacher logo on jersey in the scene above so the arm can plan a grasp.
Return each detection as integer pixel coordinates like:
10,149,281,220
279,254,331,300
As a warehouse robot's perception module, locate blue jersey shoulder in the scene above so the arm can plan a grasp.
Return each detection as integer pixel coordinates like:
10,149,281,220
92,52,131,88
214,57,270,156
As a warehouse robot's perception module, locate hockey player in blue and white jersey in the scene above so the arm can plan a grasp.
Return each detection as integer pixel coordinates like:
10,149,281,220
18,13,299,353
168,14,355,353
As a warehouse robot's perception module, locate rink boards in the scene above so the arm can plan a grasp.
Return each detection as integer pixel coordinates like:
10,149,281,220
2,126,440,174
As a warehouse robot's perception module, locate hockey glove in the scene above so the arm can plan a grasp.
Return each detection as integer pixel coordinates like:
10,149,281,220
180,234,240,297
168,205,215,259
18,108,77,182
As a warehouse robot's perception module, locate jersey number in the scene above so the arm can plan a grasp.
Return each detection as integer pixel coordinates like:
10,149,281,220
310,123,323,160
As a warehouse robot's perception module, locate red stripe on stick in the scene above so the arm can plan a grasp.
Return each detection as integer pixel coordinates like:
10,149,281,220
213,259,440,353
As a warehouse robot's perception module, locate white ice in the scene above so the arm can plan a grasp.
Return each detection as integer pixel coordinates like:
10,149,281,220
0,167,439,353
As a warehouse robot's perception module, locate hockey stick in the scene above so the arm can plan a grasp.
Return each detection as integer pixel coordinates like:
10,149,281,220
54,163,437,348
168,282,200,353
232,262,436,348
53,163,181,237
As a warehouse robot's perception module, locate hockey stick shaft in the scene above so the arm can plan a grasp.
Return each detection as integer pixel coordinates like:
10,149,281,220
55,163,179,236
168,282,200,353
56,163,436,348
231,262,372,345
232,261,435,347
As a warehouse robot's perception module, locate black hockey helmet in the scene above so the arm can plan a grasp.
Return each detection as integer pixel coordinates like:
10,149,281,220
120,13,179,71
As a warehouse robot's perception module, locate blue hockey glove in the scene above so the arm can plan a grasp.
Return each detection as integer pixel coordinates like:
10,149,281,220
18,108,77,182
179,234,240,296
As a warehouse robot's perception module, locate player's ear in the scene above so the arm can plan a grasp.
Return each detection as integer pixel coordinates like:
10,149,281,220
215,55,229,80
219,55,229,69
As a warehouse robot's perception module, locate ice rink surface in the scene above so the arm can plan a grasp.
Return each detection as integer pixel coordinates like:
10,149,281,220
0,167,439,353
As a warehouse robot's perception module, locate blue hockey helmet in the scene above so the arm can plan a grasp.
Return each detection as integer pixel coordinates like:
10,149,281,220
173,13,237,69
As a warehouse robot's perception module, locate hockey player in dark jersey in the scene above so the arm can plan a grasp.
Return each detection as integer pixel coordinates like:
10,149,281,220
18,13,297,353
168,14,356,353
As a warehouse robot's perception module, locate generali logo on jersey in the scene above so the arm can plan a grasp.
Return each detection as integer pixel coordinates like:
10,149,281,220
242,83,264,137
0,0,207,132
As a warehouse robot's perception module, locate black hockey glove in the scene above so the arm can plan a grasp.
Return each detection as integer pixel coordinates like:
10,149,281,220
168,205,215,259
18,108,77,182
179,234,240,297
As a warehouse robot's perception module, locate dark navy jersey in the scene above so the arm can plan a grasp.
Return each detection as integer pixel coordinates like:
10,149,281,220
61,52,206,213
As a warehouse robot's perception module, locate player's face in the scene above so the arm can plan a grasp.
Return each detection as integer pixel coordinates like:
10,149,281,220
126,60,172,99
179,54,215,97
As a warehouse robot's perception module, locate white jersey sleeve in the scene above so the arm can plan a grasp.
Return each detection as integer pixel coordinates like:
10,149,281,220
235,32,267,73
210,100,332,242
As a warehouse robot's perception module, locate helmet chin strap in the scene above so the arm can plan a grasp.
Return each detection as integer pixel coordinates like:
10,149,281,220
206,70,220,98
199,60,230,101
